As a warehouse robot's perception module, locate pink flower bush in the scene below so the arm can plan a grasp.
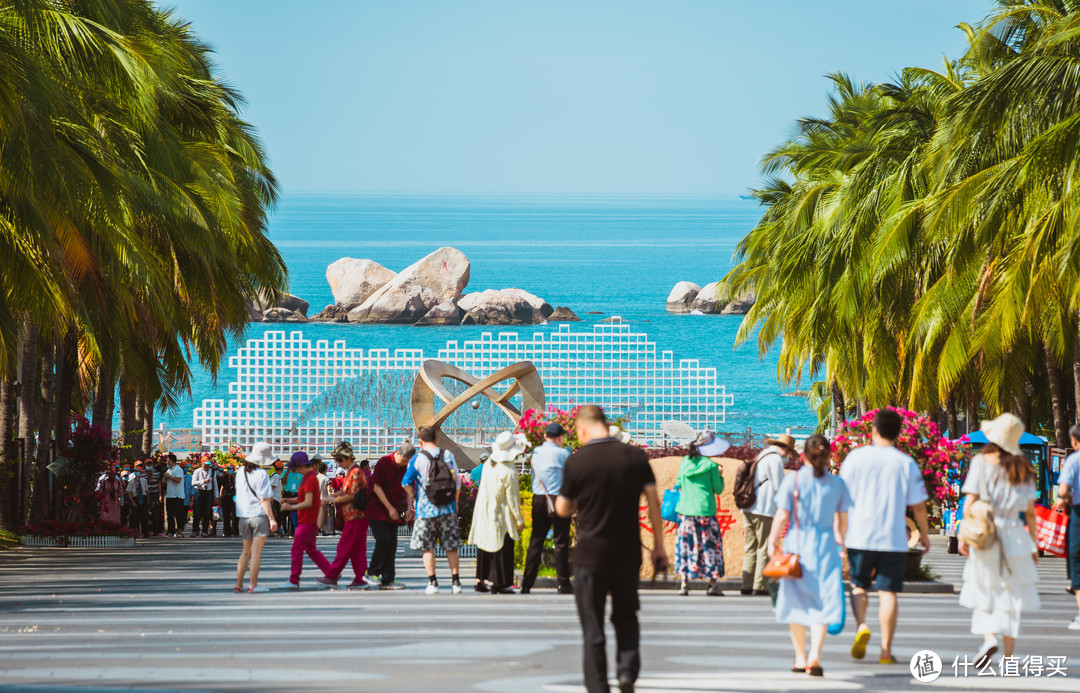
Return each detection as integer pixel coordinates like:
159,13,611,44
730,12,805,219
517,405,584,449
833,407,968,507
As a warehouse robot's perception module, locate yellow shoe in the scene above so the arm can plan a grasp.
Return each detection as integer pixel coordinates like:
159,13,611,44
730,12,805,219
879,655,898,665
851,626,871,660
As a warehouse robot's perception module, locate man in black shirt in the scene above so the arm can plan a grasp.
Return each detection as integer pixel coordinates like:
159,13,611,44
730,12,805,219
557,405,668,693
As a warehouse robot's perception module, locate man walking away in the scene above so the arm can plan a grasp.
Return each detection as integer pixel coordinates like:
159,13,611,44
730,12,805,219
317,442,370,590
163,454,186,538
557,405,669,693
191,457,216,537
277,452,331,589
146,459,164,536
840,407,931,664
218,463,238,537
522,423,573,594
739,434,791,595
1054,424,1080,630
367,443,415,589
403,426,464,595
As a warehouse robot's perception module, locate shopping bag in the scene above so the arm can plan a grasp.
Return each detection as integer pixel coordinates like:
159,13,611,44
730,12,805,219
1034,505,1068,557
661,487,681,524
828,580,847,636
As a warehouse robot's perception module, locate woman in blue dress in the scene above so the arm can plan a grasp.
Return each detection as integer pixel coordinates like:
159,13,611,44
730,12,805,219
767,434,852,677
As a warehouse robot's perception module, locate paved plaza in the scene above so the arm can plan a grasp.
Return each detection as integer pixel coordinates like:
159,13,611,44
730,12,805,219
0,536,1076,692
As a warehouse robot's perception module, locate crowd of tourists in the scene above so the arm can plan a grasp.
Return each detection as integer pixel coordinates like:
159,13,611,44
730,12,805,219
95,404,1080,693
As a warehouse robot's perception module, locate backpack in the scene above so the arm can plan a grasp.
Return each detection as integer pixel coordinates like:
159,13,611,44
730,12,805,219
349,467,370,512
421,449,457,507
733,451,769,510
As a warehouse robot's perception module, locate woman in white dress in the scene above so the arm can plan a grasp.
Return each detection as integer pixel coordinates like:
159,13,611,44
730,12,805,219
958,413,1040,666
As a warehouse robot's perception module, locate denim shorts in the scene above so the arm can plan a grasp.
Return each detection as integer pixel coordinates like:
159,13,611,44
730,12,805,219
848,548,908,592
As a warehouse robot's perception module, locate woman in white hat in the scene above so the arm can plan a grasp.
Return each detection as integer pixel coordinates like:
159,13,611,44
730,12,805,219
234,442,280,593
469,431,527,594
674,431,730,596
958,414,1040,667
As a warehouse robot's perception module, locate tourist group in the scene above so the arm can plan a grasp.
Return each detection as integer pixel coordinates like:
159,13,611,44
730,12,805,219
101,405,1080,693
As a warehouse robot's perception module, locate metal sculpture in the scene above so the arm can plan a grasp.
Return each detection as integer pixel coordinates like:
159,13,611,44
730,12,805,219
411,359,545,466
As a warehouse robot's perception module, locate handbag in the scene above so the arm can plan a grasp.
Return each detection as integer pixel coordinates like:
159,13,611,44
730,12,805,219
1034,504,1068,557
959,457,997,551
762,471,802,579
661,486,681,523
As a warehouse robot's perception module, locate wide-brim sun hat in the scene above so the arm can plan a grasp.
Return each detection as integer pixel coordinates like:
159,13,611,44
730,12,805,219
490,430,528,463
245,441,276,468
608,425,631,444
764,433,797,453
981,413,1024,456
694,431,731,458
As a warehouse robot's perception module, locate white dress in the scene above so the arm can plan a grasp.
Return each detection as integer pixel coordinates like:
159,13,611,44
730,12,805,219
957,456,1040,638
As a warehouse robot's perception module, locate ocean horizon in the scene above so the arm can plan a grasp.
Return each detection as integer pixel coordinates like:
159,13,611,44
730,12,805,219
167,193,818,437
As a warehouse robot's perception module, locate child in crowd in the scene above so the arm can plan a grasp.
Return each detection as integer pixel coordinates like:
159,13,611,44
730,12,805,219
277,452,331,589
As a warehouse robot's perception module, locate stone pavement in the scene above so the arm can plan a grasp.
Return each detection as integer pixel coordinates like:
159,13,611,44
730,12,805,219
0,535,1076,692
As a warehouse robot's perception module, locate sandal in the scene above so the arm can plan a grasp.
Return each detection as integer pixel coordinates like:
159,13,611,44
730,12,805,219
807,665,823,677
791,662,806,674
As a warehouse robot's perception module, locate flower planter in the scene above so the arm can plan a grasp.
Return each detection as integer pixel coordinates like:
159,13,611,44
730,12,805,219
21,535,136,548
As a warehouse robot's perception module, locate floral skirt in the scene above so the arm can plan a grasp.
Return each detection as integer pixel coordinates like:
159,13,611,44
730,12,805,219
675,515,724,579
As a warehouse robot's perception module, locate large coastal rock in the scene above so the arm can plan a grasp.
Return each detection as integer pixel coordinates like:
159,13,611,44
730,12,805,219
247,293,310,321
262,307,308,323
720,289,756,315
326,258,396,309
349,247,470,324
458,288,553,325
666,281,701,313
689,282,725,313
415,299,463,326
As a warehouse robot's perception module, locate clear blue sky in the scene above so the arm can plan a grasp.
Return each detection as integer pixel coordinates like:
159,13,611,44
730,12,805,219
167,0,991,195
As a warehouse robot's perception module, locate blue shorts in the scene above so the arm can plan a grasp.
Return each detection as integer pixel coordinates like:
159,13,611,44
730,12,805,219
848,548,907,593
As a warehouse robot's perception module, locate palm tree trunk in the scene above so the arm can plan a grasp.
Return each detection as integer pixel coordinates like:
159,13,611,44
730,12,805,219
1044,342,1069,448
118,386,138,461
831,381,845,428
140,396,154,459
17,322,39,526
1013,391,1032,432
946,394,959,439
30,340,55,524
0,367,16,531
91,362,115,434
53,331,77,434
965,389,978,435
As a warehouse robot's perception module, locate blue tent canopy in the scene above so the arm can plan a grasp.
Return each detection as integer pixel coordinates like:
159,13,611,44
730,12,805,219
965,431,1046,447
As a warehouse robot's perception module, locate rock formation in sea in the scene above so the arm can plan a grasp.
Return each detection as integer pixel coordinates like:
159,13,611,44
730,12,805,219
348,247,471,324
247,293,310,322
666,281,755,315
548,306,581,322
326,258,397,310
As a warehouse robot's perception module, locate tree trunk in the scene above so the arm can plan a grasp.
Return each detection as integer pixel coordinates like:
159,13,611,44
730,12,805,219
946,394,959,439
831,381,845,429
140,396,154,459
53,331,78,434
0,367,16,531
1074,341,1080,424
17,322,39,526
92,361,116,435
1013,391,1032,432
1044,342,1070,448
118,386,138,462
30,340,55,524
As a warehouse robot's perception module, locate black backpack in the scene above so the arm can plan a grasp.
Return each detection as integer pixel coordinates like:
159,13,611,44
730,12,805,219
733,452,768,510
421,449,457,506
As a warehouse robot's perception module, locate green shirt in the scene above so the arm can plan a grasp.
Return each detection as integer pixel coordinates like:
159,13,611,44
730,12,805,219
675,455,724,517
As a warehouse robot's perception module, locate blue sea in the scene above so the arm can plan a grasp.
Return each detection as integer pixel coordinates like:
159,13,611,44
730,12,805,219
165,194,817,435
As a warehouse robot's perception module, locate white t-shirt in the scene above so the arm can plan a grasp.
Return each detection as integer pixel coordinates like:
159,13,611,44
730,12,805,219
840,445,928,552
269,472,283,502
164,464,186,499
236,467,273,518
747,448,786,517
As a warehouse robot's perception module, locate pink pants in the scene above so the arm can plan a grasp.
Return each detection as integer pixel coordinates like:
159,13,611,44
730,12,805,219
290,522,331,584
326,518,368,582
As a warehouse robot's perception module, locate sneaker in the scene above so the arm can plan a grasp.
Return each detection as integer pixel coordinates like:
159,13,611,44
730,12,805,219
557,583,574,595
379,581,407,591
314,576,338,589
248,586,269,593
740,588,753,596
474,582,490,593
850,625,871,660
451,583,463,595
365,571,380,582
277,581,300,590
677,583,690,596
705,585,724,597
974,637,999,669
1067,615,1080,631
425,584,440,595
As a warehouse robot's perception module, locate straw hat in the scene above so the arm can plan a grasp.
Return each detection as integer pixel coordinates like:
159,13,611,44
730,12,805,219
765,433,797,453
981,413,1024,456
244,441,276,468
490,431,528,463
608,425,631,444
